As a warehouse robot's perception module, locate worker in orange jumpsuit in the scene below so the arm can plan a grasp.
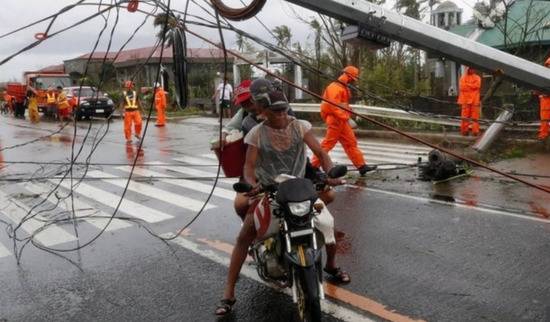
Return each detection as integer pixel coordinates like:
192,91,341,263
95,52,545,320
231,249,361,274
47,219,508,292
311,66,376,175
46,87,57,118
27,91,40,123
537,57,550,141
122,81,142,143
56,86,72,124
2,91,12,114
153,82,167,127
457,67,482,136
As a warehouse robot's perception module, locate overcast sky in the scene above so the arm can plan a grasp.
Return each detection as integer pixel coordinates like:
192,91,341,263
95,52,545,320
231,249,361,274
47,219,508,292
0,0,475,82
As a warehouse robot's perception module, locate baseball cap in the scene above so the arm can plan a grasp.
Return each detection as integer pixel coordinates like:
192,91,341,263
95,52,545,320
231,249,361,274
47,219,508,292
233,79,252,106
250,78,274,103
266,91,289,111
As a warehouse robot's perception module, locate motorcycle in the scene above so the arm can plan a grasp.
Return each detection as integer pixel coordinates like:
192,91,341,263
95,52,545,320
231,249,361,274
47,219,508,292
233,165,347,322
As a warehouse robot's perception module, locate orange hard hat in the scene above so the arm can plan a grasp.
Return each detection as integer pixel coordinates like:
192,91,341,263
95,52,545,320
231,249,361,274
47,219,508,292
343,65,360,81
545,57,550,67
124,80,134,89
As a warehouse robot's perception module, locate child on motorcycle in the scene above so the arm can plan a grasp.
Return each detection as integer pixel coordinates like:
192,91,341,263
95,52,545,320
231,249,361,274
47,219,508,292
215,90,350,316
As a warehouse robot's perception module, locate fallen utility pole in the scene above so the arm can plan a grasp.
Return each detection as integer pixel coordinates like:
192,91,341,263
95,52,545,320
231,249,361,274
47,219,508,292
473,106,514,152
284,0,550,93
184,26,550,195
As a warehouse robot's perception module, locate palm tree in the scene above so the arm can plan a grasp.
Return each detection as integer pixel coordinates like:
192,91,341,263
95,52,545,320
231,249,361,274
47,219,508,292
153,12,180,45
271,25,292,48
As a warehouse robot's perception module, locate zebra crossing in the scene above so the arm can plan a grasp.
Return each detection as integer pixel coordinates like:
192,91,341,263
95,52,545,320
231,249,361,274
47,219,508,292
0,140,431,260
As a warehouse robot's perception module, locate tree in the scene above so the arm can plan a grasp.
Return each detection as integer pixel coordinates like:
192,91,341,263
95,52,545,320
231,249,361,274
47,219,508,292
153,13,179,45
272,25,293,48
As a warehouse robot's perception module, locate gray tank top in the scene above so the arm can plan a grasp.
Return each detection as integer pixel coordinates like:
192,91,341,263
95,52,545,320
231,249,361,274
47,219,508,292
245,118,310,186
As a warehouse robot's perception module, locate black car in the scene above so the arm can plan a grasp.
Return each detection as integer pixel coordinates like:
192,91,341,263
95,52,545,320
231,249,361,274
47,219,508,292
64,86,114,120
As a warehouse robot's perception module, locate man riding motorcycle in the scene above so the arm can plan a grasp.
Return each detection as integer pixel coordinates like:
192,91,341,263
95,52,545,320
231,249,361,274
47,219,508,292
224,78,335,220
215,90,349,316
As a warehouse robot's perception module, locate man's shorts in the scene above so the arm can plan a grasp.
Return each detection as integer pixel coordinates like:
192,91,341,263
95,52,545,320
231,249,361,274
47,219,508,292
220,99,231,109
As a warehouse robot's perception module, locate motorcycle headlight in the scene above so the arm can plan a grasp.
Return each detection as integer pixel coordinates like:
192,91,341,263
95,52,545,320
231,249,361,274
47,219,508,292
288,201,311,217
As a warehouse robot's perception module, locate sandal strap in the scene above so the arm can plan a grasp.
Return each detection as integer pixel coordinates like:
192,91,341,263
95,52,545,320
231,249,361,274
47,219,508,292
324,267,351,283
215,298,236,316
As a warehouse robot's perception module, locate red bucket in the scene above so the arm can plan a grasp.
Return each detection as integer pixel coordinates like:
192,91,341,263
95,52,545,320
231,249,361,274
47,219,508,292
213,138,247,178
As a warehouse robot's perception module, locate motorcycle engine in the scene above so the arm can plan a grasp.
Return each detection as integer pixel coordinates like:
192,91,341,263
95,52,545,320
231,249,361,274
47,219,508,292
258,237,285,279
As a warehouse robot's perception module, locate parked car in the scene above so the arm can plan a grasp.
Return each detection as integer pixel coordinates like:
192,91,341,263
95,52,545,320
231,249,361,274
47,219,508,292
64,86,114,120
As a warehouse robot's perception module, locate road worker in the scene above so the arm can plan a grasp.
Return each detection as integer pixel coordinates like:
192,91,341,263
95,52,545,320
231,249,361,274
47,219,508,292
537,57,550,141
311,66,376,175
457,67,482,136
56,86,72,124
2,91,12,115
153,82,167,127
46,87,57,117
27,91,40,123
122,80,142,143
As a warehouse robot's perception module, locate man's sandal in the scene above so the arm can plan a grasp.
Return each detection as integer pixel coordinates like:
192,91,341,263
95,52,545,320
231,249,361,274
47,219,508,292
324,267,351,284
215,298,236,316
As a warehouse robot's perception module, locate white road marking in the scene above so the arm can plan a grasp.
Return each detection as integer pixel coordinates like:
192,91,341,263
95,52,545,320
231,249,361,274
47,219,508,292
23,183,132,232
53,179,173,223
173,155,217,165
86,170,216,212
0,190,77,247
355,144,429,155
152,161,237,184
356,141,433,152
198,153,217,160
331,148,425,162
355,185,550,224
0,242,11,258
310,150,415,165
164,234,374,322
115,166,235,200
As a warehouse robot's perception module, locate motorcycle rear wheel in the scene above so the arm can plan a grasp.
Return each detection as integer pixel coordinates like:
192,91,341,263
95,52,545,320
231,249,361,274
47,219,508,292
296,266,322,322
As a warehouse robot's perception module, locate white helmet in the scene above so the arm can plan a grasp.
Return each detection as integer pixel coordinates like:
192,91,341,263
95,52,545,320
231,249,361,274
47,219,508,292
153,82,161,88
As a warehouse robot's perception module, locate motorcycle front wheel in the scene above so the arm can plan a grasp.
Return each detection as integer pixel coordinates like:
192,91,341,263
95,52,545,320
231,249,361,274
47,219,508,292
295,265,322,322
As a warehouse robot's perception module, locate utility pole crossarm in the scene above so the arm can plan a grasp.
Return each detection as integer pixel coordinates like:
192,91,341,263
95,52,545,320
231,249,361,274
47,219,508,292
285,0,550,92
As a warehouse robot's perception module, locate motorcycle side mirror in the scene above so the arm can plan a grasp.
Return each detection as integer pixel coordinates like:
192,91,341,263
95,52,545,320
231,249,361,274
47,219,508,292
327,165,347,178
233,182,253,193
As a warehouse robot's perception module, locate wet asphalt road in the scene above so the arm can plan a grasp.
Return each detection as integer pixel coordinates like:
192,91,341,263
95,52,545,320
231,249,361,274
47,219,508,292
0,115,549,321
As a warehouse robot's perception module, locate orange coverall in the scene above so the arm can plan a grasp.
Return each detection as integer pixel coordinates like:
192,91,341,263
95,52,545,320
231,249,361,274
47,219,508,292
539,93,550,140
3,93,12,113
57,92,71,119
154,88,167,127
311,73,366,169
539,58,550,140
457,68,482,136
123,90,142,141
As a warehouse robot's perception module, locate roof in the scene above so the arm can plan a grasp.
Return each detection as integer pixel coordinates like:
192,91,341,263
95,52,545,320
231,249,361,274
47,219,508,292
449,0,550,48
74,52,118,60
37,64,65,73
433,1,461,13
65,46,234,66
